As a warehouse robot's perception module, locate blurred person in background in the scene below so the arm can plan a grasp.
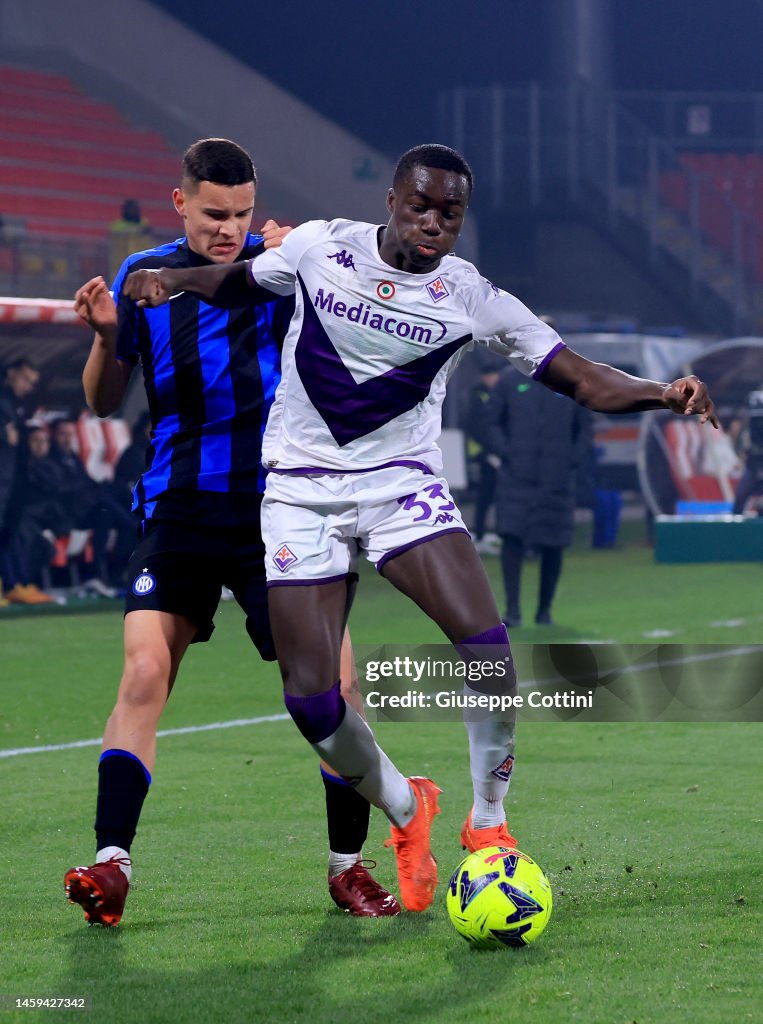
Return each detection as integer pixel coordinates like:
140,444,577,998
1,425,58,604
109,199,153,280
484,367,594,627
0,358,41,604
464,350,503,555
48,416,136,592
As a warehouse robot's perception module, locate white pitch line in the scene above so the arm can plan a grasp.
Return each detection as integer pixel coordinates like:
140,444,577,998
1,646,761,760
0,713,290,759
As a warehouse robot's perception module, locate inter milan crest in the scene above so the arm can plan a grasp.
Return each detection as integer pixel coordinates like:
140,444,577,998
132,570,156,596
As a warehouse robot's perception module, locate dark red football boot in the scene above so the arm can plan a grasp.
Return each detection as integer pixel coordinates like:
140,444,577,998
64,857,130,926
328,859,401,917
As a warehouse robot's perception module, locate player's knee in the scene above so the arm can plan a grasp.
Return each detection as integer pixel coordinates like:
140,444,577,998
280,663,333,697
119,652,171,709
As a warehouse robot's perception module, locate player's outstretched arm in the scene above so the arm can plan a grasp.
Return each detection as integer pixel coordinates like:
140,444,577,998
76,276,133,417
539,347,719,427
123,261,251,309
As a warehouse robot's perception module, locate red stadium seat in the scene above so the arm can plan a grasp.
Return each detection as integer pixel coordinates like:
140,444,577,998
1,87,125,125
0,111,170,150
0,65,78,93
0,136,179,176
0,165,171,202
661,152,763,278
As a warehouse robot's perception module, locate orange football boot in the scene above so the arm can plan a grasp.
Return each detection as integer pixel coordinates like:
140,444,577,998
460,809,518,853
384,777,441,912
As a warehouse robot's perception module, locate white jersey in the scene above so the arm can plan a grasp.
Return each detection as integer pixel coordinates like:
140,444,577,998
249,218,565,474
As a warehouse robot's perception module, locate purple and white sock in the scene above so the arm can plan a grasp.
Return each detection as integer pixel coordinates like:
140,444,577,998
457,624,516,829
284,682,414,827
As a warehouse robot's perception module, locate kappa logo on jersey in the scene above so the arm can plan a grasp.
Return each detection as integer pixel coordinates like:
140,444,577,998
327,249,357,271
132,570,156,596
273,544,298,573
491,754,514,782
426,277,449,303
376,281,396,300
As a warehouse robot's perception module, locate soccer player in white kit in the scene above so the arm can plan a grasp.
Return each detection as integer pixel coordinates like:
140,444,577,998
124,145,718,912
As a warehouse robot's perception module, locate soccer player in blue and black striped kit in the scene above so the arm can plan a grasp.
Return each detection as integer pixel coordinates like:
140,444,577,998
65,139,397,924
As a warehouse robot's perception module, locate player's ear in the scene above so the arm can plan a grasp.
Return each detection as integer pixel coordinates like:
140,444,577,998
172,187,185,218
386,188,395,214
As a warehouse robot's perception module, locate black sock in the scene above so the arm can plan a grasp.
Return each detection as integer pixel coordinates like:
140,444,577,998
94,750,151,854
322,770,371,854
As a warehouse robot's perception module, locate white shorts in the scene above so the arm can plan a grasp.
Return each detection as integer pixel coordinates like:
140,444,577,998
262,465,470,585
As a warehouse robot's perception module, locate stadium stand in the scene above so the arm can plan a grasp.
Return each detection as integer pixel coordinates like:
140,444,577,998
0,64,181,242
659,152,763,282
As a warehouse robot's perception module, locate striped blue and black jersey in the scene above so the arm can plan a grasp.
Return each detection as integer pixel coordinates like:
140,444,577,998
113,234,291,523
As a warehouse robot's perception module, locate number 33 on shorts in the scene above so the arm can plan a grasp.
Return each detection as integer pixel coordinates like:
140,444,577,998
397,482,457,525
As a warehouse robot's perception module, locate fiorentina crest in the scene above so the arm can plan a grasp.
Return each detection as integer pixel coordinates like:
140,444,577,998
273,544,298,573
426,277,449,302
491,754,514,782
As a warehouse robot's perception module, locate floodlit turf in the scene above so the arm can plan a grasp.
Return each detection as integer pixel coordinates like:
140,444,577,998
1,537,761,1023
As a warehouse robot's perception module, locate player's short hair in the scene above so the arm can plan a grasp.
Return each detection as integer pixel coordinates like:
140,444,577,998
393,144,474,196
182,138,257,190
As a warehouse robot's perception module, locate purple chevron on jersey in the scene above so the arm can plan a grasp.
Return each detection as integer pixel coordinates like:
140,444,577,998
294,273,470,446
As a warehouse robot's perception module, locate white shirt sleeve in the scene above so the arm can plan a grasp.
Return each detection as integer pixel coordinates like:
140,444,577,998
466,274,566,379
247,220,328,296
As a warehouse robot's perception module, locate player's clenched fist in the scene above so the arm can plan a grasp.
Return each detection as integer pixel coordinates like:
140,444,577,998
123,268,173,307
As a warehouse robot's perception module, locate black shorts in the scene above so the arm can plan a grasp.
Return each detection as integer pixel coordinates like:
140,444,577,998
124,516,274,657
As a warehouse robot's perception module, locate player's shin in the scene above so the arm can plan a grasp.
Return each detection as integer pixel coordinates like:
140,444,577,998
462,706,515,827
94,749,152,869
322,768,371,875
457,624,516,829
284,682,414,826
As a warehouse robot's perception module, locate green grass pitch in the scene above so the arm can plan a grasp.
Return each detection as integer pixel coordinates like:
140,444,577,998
0,537,761,1023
